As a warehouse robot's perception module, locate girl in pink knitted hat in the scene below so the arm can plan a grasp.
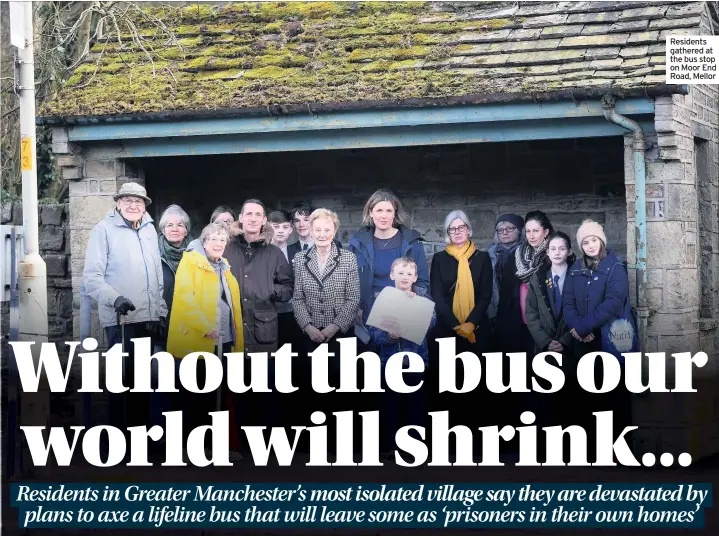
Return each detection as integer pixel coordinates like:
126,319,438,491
563,219,632,460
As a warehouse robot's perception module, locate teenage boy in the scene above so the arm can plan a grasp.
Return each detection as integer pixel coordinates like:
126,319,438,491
269,210,293,262
269,210,300,359
287,201,315,264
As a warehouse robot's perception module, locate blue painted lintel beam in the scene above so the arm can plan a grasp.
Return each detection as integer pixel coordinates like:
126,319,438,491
112,116,656,159
68,98,655,143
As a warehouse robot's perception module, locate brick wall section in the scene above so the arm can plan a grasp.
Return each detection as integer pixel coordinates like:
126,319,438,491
0,202,72,362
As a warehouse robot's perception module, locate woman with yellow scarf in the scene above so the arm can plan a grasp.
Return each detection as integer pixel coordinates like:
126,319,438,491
431,210,494,351
430,210,494,432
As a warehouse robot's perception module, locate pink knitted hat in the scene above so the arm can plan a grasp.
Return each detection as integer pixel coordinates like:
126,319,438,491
576,219,607,247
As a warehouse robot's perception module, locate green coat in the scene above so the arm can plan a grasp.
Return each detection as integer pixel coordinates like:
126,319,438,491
525,264,573,353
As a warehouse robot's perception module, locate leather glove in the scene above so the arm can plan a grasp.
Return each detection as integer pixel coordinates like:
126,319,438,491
454,322,477,344
154,316,168,340
113,296,136,315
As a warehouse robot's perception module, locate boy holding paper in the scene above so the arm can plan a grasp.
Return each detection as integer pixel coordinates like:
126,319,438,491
368,257,435,457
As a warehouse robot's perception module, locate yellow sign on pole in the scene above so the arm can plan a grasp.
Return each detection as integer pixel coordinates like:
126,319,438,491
20,136,32,171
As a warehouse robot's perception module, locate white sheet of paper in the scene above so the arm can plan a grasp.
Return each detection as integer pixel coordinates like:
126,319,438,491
366,287,435,345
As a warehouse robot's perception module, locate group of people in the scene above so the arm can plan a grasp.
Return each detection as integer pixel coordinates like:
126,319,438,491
83,182,633,461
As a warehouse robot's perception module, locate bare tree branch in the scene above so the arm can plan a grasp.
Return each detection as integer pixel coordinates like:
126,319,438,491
2,0,179,199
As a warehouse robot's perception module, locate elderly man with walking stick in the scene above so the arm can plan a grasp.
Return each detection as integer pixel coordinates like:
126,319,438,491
82,182,167,447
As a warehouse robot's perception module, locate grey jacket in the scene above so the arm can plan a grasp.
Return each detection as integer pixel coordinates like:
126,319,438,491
525,265,573,353
83,209,167,328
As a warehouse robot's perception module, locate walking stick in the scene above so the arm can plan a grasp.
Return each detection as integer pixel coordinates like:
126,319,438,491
216,332,223,413
116,312,127,427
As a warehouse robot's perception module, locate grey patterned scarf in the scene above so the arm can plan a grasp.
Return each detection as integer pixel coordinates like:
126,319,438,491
515,238,549,283
159,234,189,273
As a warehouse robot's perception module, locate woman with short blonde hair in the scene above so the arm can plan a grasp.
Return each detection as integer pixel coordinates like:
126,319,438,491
293,208,359,345
309,208,340,231
292,208,360,447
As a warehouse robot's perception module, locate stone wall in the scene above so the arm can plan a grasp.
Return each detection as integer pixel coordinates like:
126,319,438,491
0,201,73,363
630,5,719,461
53,135,627,345
144,137,628,261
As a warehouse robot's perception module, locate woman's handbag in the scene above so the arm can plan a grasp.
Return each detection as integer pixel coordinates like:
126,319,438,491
600,263,639,361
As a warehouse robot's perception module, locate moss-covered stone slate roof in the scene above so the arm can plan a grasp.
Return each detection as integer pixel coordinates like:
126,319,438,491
42,1,704,118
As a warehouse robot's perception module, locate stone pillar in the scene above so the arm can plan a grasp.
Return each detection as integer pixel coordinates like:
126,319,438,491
647,94,700,354
52,130,141,345
630,94,719,460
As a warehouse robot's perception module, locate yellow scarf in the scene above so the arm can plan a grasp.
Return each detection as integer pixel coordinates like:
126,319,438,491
446,240,477,323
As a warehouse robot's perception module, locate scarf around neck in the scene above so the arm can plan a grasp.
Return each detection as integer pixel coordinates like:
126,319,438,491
446,240,477,324
515,238,549,283
159,234,189,273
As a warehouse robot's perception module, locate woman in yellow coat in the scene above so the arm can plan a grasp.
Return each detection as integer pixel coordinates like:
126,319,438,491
167,222,244,456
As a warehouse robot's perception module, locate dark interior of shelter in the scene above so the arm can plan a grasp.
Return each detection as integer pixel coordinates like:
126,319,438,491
139,136,628,258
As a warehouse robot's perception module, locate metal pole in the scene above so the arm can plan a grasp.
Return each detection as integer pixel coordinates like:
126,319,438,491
6,229,20,478
18,2,39,256
80,282,93,426
16,1,51,458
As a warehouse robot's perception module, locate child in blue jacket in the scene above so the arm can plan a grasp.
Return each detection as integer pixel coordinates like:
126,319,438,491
368,257,436,456
563,219,632,461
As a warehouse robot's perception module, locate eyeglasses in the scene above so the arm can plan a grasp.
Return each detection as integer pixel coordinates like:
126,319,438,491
120,198,145,207
215,219,234,225
448,224,468,235
496,226,517,235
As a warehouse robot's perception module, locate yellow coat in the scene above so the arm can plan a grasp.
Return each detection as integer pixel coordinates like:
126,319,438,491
167,249,244,358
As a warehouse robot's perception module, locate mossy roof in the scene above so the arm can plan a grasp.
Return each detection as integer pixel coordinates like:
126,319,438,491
41,1,703,119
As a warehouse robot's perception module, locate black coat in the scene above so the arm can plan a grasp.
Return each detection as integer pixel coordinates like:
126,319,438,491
525,264,573,352
161,259,176,315
159,258,177,349
430,248,493,344
495,251,533,354
224,233,294,353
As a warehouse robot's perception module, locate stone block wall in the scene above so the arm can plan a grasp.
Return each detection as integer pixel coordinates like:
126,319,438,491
54,135,627,347
631,8,719,461
0,201,73,364
145,137,628,265
52,134,144,345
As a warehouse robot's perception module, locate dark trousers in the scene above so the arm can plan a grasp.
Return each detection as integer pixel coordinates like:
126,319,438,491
302,333,355,453
380,370,425,452
278,311,303,353
280,311,307,428
104,322,159,431
571,335,633,462
179,343,244,450
232,358,280,430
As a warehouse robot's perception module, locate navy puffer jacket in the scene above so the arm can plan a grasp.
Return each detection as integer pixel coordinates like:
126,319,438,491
562,250,629,339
